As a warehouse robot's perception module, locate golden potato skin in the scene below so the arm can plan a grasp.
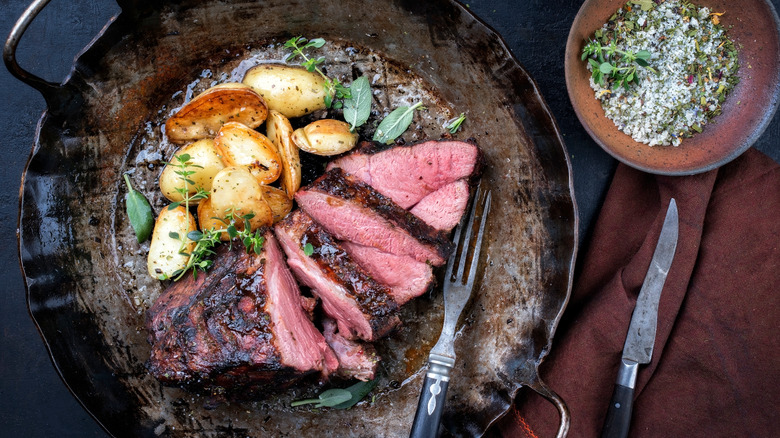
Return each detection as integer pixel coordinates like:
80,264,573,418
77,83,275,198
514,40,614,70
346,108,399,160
165,83,268,143
261,185,294,223
210,166,273,230
196,198,231,241
147,205,196,279
242,64,328,118
159,139,225,204
214,122,282,185
291,119,359,156
265,110,301,197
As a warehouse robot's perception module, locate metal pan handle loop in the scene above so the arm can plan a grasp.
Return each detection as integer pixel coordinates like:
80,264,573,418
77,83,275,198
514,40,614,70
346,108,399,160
4,0,61,101
528,377,571,438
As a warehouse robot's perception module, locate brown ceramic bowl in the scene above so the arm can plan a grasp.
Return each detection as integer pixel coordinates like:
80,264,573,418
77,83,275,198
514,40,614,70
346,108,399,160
566,0,780,175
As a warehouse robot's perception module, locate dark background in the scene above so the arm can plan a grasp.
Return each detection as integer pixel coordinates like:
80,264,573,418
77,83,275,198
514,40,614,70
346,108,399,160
1,0,777,436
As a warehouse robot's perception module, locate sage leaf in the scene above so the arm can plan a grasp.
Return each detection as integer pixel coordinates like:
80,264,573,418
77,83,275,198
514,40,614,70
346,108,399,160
123,174,154,243
290,388,352,408
373,101,423,144
343,76,371,131
331,379,377,410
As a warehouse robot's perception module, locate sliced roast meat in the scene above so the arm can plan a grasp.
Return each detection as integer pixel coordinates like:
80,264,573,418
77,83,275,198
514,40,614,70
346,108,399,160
146,232,338,397
295,168,453,266
341,241,433,305
327,140,481,209
275,210,401,342
322,318,379,381
409,179,470,231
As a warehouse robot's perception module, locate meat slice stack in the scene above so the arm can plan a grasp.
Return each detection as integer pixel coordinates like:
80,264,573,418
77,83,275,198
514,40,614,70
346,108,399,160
275,210,401,342
146,140,481,396
328,139,481,231
146,231,338,397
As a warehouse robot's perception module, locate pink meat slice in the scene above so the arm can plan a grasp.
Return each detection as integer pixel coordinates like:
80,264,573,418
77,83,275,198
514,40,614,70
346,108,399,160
263,233,339,375
328,140,480,209
322,319,379,381
275,210,400,342
295,169,452,266
341,241,434,305
409,179,470,231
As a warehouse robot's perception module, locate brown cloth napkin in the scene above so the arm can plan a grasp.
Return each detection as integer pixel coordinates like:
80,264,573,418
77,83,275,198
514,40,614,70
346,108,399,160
489,148,780,437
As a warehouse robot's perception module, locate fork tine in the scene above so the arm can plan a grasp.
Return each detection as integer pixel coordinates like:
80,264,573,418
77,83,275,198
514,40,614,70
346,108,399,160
466,190,491,286
455,187,480,281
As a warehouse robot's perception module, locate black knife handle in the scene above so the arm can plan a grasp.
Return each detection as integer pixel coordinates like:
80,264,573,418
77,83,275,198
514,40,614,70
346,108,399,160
410,354,454,438
600,383,635,438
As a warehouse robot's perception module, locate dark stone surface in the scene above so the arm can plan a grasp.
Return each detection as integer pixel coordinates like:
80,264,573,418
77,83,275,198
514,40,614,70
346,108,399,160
0,0,776,436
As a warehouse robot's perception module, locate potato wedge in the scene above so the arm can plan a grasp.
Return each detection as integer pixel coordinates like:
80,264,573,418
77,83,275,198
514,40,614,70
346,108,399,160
159,139,225,204
210,166,273,230
261,185,293,223
215,122,282,185
291,119,358,156
165,83,268,143
242,64,328,118
265,110,301,197
147,205,196,279
197,198,230,241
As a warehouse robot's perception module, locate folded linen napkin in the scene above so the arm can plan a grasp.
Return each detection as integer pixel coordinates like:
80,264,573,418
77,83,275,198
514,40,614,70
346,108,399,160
488,148,780,437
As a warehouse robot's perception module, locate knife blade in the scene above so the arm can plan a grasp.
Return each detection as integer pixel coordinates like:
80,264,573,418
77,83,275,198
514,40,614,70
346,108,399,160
600,198,679,438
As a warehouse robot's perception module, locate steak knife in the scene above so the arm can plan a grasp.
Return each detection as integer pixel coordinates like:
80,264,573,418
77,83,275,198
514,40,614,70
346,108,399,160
600,198,678,438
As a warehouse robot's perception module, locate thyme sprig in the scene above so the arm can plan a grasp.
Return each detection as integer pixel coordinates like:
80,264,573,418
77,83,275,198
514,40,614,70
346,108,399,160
284,36,351,109
164,212,266,281
581,40,655,89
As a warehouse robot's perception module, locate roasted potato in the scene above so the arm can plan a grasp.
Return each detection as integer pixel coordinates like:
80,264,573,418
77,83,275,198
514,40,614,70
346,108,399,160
159,139,225,204
242,64,328,118
196,198,230,241
261,185,294,223
210,166,273,230
265,110,301,197
147,205,196,279
215,122,282,185
291,119,358,156
165,83,268,143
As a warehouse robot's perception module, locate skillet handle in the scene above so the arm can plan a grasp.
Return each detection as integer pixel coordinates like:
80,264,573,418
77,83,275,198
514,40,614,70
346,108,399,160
527,377,571,438
3,0,63,102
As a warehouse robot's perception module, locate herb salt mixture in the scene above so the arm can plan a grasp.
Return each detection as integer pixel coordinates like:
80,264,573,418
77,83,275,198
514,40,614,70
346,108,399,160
583,0,739,146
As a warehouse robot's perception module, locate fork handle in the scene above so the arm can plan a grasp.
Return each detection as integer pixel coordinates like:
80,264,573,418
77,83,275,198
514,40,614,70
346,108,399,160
410,354,454,438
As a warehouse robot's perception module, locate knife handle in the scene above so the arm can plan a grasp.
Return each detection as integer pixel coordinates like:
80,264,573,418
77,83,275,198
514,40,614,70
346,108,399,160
600,359,638,438
409,354,454,438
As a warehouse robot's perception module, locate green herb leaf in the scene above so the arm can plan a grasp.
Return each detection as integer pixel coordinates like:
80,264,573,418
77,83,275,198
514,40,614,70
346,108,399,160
343,76,372,131
599,62,614,74
303,242,314,256
373,101,423,144
331,379,377,409
446,113,467,134
290,388,352,408
123,174,154,243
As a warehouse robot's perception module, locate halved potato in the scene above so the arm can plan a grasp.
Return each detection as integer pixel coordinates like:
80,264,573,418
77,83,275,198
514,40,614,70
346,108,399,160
196,198,230,241
147,205,196,279
215,122,282,185
261,185,293,223
210,166,273,230
242,64,328,118
265,110,301,197
165,83,268,143
291,119,359,156
159,139,225,204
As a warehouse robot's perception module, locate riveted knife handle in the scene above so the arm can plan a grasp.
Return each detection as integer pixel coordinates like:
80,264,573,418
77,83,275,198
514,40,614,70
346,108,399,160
600,383,634,438
410,354,453,438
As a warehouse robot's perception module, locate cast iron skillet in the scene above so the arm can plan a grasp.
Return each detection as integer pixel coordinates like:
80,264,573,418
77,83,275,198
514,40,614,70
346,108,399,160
6,0,578,436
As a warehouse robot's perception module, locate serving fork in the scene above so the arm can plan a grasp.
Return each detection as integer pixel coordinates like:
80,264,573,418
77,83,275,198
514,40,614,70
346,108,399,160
409,186,491,438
